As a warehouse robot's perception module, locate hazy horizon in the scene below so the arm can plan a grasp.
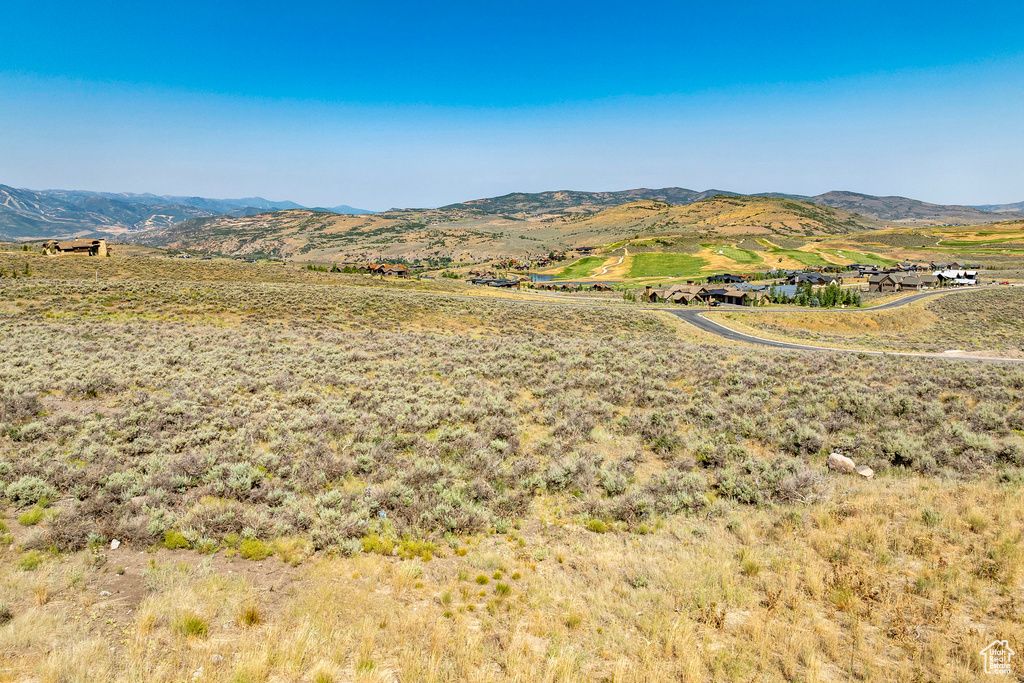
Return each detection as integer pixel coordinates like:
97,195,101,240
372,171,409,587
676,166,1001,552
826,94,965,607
2,1,1023,210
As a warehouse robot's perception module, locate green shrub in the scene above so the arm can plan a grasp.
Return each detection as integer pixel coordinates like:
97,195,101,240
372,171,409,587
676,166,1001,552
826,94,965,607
398,537,437,561
921,507,942,528
239,538,271,560
18,506,44,526
18,550,43,571
5,476,56,506
173,612,209,638
162,530,191,550
494,582,511,596
361,533,395,556
475,574,489,585
586,518,609,533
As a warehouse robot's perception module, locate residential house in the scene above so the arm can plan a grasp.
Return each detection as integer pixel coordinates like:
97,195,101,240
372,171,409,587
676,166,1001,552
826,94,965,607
786,272,838,286
706,273,746,284
641,284,766,306
868,271,940,292
43,238,108,256
935,269,977,286
360,263,410,277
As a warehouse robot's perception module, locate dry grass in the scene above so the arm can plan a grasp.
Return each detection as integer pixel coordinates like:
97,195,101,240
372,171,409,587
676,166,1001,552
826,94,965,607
1,475,1021,681
2,254,1023,680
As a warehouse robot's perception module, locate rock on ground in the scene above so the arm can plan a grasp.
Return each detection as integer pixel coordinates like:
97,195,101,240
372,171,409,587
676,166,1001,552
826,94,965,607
855,465,874,478
827,452,856,474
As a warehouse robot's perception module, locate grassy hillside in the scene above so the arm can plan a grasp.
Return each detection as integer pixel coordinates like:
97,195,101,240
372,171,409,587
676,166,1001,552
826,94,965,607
554,256,605,279
627,252,706,278
124,204,1024,289
445,187,728,216
810,191,1024,226
447,188,1024,226
6,181,1021,244
2,253,1024,681
549,196,881,243
138,196,881,263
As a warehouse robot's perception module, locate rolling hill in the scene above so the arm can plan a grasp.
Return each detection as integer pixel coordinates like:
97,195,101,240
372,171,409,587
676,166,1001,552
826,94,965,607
805,191,1024,226
443,187,738,216
5,180,1021,247
552,196,881,243
970,200,1024,213
446,187,1024,226
135,195,883,262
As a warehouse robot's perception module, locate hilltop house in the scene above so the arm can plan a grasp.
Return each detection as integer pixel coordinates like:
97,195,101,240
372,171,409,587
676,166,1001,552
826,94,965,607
43,238,108,256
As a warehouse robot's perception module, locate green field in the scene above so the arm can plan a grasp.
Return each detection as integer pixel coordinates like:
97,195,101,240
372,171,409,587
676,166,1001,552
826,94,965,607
938,237,1024,246
819,249,898,267
703,244,763,265
627,252,706,278
759,243,831,267
555,256,605,279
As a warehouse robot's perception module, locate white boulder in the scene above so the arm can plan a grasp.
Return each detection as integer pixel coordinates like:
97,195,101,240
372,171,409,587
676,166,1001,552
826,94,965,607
827,452,856,474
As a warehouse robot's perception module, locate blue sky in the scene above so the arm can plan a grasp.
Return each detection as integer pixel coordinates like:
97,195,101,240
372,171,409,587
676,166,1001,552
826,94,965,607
1,1,1022,209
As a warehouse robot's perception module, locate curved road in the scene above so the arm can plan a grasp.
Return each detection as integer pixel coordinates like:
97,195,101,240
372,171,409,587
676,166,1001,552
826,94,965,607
441,285,1021,363
663,288,1024,363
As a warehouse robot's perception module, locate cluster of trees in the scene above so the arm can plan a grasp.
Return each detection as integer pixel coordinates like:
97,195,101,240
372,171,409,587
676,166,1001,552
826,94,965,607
769,282,861,308
304,264,365,274
0,263,31,278
413,256,454,268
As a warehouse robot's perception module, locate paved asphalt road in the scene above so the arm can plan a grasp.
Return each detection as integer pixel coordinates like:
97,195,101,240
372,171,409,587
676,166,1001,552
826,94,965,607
444,286,1020,363
663,288,1024,363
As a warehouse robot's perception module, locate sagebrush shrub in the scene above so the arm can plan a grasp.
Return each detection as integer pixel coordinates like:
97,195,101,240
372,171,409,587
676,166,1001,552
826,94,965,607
5,477,57,507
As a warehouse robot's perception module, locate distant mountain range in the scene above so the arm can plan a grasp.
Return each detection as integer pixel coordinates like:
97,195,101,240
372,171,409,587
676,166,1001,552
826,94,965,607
0,184,373,239
969,200,1024,213
137,194,885,261
1,182,1022,242
446,188,1024,226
